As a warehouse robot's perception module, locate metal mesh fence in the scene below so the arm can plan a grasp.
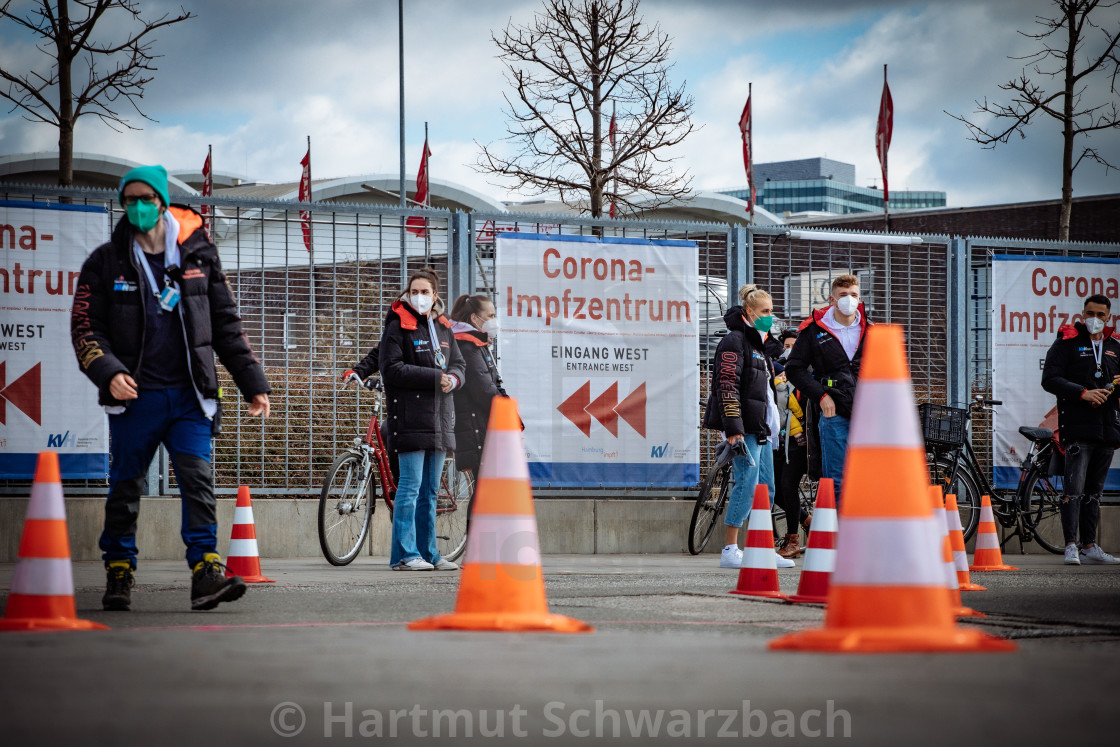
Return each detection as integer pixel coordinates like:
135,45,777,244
2,184,1114,500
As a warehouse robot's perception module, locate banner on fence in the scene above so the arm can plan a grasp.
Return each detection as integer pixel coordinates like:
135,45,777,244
495,233,700,487
0,200,109,479
991,254,1120,490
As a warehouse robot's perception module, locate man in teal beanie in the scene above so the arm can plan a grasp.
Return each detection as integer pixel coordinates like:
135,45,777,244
72,164,271,612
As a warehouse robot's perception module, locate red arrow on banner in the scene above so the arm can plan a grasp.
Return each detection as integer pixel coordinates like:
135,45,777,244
0,361,42,426
615,382,646,437
587,381,619,437
557,381,592,437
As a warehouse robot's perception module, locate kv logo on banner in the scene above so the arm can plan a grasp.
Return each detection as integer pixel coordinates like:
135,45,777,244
991,255,1120,490
495,233,699,488
1,201,109,478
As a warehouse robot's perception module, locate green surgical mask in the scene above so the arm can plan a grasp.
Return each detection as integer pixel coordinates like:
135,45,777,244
126,201,161,233
753,314,774,333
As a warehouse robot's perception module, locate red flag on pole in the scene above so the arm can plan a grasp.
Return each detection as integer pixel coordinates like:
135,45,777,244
200,147,212,235
738,94,755,214
876,71,893,204
608,108,617,219
299,145,312,252
405,138,432,236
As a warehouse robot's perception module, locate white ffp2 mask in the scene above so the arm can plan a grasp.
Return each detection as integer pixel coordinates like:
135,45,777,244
836,295,859,316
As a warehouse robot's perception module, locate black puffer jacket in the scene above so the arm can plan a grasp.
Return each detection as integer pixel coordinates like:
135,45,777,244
1042,323,1120,445
784,304,871,420
703,306,775,438
378,301,466,453
451,324,508,472
70,206,270,406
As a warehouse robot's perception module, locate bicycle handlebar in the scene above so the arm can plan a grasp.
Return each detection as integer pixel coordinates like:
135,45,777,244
345,373,379,391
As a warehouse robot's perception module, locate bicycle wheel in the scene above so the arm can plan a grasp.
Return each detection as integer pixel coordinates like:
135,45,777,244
435,455,474,562
689,462,732,555
318,451,374,566
1019,467,1065,554
928,453,982,541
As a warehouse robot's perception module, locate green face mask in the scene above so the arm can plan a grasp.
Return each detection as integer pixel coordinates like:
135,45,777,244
753,314,774,333
126,200,161,233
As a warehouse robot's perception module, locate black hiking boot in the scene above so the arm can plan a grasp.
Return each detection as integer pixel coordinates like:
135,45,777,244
190,554,247,611
102,563,134,611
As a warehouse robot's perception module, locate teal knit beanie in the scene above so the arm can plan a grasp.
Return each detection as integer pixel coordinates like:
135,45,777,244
118,164,170,208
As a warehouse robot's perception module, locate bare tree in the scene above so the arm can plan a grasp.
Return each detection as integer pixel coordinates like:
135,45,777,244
478,0,694,217
0,0,194,186
948,0,1120,240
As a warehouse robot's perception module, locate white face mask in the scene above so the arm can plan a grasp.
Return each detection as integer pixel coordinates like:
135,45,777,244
482,318,500,338
1085,317,1105,335
836,295,859,316
410,294,434,315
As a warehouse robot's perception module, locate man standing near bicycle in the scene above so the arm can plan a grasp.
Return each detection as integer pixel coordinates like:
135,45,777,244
71,165,271,612
784,274,871,504
1042,294,1120,565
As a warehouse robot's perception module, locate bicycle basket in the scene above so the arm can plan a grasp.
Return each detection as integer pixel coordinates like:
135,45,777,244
917,403,967,448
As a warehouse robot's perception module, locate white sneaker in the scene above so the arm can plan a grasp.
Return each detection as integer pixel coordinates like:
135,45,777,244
719,545,743,568
392,558,435,571
1064,545,1080,565
433,558,459,571
1080,545,1120,565
775,552,796,569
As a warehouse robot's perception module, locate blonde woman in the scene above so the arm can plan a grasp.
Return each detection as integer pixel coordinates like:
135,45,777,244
702,285,792,569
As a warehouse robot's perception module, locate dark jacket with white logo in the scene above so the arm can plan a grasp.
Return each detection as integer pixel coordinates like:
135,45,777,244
377,301,466,453
784,304,871,420
1042,322,1120,445
703,306,775,438
451,325,508,472
70,206,270,407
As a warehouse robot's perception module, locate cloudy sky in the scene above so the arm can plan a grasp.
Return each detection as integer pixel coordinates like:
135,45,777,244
1,0,1118,208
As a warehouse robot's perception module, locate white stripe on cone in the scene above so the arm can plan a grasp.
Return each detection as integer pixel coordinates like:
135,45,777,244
745,503,774,531
462,515,541,566
979,503,996,524
476,430,530,481
848,381,924,449
26,482,66,520
802,547,836,573
10,557,74,596
743,546,778,570
953,550,969,573
227,538,260,558
233,506,255,526
975,531,1001,551
810,507,838,534
833,517,945,586
946,506,966,533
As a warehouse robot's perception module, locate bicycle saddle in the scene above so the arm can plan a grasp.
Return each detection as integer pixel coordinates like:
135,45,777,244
1018,426,1053,442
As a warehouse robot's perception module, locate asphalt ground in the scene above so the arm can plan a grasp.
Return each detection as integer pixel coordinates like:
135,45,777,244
1,553,1118,746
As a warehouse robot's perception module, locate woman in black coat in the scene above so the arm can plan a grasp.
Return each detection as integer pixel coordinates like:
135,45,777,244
347,268,465,572
449,294,509,474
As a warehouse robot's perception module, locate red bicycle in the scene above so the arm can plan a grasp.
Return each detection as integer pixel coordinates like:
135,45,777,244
317,374,474,565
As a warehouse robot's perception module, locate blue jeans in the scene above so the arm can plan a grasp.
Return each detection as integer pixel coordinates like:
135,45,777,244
724,439,776,528
819,414,850,501
101,387,216,570
391,450,446,566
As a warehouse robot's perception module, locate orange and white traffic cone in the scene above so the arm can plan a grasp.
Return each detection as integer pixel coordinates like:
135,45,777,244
729,484,787,600
409,397,592,633
224,486,274,583
945,494,986,591
970,495,1019,572
0,452,108,632
787,478,837,605
929,486,984,618
769,325,1014,653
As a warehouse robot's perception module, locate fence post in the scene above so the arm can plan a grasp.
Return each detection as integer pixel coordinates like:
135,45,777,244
948,237,969,408
728,225,749,305
449,211,472,301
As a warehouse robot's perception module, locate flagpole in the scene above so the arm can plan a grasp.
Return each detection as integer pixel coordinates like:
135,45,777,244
882,64,890,234
398,0,407,286
307,134,316,364
748,82,754,226
611,100,617,221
